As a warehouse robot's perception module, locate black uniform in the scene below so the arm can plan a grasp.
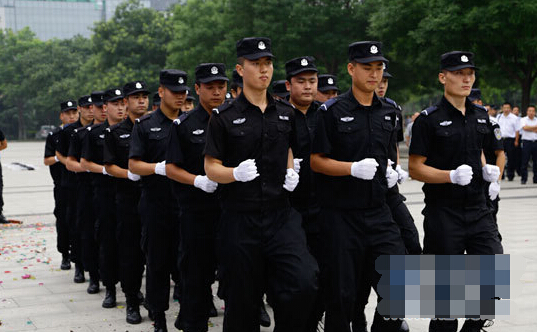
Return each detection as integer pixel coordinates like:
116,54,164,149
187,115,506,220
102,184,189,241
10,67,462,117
311,90,406,332
129,108,180,313
82,120,118,288
103,117,145,300
57,119,83,265
410,97,503,331
166,106,220,332
44,127,70,256
484,117,504,237
204,92,318,332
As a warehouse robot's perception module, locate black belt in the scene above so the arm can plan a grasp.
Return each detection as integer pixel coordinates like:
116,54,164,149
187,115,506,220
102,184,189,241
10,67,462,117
522,139,537,142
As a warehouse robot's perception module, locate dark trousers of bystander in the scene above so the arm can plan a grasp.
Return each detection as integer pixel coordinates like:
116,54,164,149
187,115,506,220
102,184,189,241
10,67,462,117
520,139,537,183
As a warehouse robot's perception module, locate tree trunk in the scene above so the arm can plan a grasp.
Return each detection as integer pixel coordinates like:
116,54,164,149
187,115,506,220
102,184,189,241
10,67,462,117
520,75,533,117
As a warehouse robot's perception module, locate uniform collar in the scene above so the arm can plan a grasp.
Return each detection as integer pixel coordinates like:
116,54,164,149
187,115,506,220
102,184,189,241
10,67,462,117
344,88,382,109
235,91,276,113
440,96,475,116
191,105,210,122
154,107,173,123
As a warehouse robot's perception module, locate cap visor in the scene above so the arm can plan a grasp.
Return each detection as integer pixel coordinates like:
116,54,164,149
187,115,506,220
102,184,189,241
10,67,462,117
318,86,338,92
383,71,393,78
443,64,478,71
197,76,229,84
61,107,77,112
125,89,150,96
288,68,318,78
243,52,274,60
93,102,104,107
164,85,188,92
352,56,389,64
105,96,125,103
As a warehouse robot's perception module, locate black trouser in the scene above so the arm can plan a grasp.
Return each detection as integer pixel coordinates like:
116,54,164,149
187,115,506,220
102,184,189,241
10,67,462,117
521,139,537,182
422,202,503,332
95,183,118,288
139,189,180,313
116,185,144,298
54,186,70,256
486,183,501,241
78,181,99,273
503,137,516,179
176,208,220,332
319,205,406,332
66,186,82,265
218,207,318,332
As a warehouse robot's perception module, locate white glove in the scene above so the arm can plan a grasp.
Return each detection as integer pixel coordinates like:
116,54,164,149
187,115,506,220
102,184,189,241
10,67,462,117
482,164,501,183
395,164,409,184
154,161,166,176
386,164,399,188
350,158,379,180
293,158,303,174
283,168,299,192
489,181,500,200
54,156,59,163
233,159,260,182
449,164,473,186
194,175,218,193
102,166,110,176
127,170,140,181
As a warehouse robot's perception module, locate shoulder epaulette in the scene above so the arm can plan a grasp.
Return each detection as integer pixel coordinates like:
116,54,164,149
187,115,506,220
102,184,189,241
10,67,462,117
384,97,402,110
213,99,234,115
421,105,438,116
275,98,295,109
474,104,487,112
320,97,340,111
135,113,151,123
173,111,190,126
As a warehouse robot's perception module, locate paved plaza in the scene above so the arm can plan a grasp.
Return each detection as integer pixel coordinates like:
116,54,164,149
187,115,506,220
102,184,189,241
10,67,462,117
0,141,535,331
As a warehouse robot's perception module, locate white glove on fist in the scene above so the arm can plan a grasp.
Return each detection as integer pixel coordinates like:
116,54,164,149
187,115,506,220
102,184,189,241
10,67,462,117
488,181,500,200
194,175,218,193
293,158,303,174
395,164,409,183
449,164,473,186
127,170,140,181
102,166,110,176
233,159,260,182
386,165,399,188
351,158,379,180
154,161,166,176
482,164,501,183
283,168,299,192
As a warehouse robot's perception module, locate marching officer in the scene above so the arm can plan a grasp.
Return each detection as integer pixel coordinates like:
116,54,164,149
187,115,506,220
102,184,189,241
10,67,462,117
230,69,243,98
152,92,161,112
271,79,289,100
408,51,503,332
315,74,339,103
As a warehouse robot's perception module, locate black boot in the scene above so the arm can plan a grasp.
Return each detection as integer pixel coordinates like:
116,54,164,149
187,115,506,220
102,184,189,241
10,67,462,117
126,295,142,324
73,264,85,283
259,300,271,327
154,312,168,332
399,319,410,332
102,287,116,308
87,277,100,294
459,319,489,332
0,214,8,224
60,255,71,270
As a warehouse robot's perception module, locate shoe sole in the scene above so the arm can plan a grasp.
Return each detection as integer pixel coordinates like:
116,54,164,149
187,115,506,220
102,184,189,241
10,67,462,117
126,318,142,324
74,279,85,283
87,289,100,294
102,302,116,308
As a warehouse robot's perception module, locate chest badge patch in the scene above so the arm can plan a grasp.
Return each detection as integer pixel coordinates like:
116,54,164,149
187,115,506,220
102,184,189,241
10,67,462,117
340,117,354,122
99,134,105,139
439,121,452,127
233,118,246,125
384,115,392,121
279,115,289,121
477,118,487,124
494,128,502,140
150,127,162,132
119,134,130,139
192,129,204,135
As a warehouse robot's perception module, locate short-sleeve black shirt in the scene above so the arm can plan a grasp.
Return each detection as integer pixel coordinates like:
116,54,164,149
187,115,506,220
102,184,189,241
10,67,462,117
166,105,219,211
484,117,504,165
44,127,63,185
204,92,295,212
311,89,398,210
409,96,495,205
129,108,174,193
57,120,82,188
82,120,113,187
68,124,92,185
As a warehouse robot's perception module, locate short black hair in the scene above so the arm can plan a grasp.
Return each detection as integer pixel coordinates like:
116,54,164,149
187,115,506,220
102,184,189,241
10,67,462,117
237,57,245,66
527,105,536,110
502,102,512,107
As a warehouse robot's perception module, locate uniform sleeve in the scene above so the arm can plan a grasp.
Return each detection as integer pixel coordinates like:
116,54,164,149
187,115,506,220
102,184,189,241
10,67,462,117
166,123,185,165
44,132,56,158
396,112,404,143
490,122,504,151
0,129,5,141
289,111,298,154
311,109,333,155
103,129,117,165
203,114,226,160
67,132,80,158
80,132,92,161
408,114,431,157
129,122,146,159
57,129,69,156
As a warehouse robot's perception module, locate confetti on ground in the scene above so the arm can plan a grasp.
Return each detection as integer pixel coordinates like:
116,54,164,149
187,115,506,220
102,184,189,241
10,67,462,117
117,305,125,309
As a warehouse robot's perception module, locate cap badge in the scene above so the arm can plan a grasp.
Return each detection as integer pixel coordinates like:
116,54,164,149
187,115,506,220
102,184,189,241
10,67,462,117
226,93,231,99
327,78,334,85
67,101,73,107
370,45,379,54
88,97,92,102
258,41,266,50
300,58,308,66
211,66,218,75
383,63,386,70
136,82,142,89
115,89,121,95
461,55,469,63
178,77,184,84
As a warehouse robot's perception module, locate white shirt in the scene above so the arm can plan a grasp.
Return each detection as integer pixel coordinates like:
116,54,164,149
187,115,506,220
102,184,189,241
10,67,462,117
519,116,537,141
497,112,519,138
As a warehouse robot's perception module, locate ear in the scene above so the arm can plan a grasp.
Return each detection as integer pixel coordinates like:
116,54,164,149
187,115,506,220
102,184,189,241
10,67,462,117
285,80,291,92
236,63,244,77
438,72,446,85
195,83,201,96
158,86,164,98
347,62,354,77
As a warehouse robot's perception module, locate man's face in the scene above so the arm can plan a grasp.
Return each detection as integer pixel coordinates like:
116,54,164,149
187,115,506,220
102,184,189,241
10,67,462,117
231,86,242,99
127,93,149,117
159,86,186,111
316,89,338,103
488,107,497,117
61,109,78,124
375,77,389,98
512,106,520,116
527,107,535,119
182,100,194,112
237,57,273,91
93,105,107,123
78,105,94,123
502,104,512,115
439,68,475,98
347,61,384,93
196,80,227,110
104,99,126,123
286,71,318,108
